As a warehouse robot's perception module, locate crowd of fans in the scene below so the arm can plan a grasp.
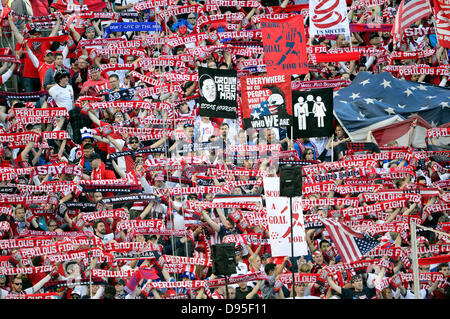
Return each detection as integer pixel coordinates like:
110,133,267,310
0,0,448,300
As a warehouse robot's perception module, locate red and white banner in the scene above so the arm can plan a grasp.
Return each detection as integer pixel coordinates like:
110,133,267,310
266,197,308,257
433,0,450,48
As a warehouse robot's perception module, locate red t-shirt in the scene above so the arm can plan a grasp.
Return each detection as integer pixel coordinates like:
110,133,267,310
38,62,54,90
22,41,51,79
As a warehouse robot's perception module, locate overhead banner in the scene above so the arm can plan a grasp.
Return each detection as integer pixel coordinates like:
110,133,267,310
241,74,292,129
266,197,308,257
198,67,238,119
309,0,351,37
261,15,309,76
292,88,334,138
433,0,450,48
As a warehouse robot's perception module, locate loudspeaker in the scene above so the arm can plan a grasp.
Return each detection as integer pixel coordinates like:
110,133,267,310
211,243,237,276
261,0,280,6
279,165,302,197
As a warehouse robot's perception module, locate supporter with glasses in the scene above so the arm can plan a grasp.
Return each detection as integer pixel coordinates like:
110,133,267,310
0,269,58,299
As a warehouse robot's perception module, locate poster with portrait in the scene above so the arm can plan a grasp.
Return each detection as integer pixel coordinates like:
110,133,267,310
292,88,334,138
198,67,238,119
240,74,292,130
261,15,309,76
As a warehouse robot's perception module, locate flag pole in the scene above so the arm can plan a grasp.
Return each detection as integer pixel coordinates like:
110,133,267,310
331,137,334,162
410,221,420,299
289,124,296,298
88,234,93,298
289,195,296,298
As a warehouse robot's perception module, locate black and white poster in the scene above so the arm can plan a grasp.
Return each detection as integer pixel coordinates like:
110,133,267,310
292,88,334,138
198,67,237,119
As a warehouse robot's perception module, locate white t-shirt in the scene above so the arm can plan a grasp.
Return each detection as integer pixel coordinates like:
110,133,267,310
49,84,74,111
198,120,215,143
172,210,185,230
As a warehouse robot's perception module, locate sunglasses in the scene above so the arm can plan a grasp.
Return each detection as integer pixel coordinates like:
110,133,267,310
14,282,23,286
130,141,139,144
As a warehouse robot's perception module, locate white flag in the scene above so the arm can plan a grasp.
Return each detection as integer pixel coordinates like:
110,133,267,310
266,197,308,257
309,0,350,37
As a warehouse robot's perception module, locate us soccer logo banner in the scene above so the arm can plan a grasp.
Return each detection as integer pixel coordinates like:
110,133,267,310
198,67,238,119
266,197,308,257
309,0,351,37
292,88,334,138
241,74,292,130
261,15,309,76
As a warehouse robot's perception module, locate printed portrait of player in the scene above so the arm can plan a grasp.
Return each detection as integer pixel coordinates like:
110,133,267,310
199,74,217,103
250,85,288,120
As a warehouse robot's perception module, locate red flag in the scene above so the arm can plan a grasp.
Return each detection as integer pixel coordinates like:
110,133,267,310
371,115,432,148
391,0,433,42
261,15,308,76
433,0,450,48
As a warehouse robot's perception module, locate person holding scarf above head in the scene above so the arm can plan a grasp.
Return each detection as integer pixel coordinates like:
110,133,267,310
8,12,61,93
25,43,68,91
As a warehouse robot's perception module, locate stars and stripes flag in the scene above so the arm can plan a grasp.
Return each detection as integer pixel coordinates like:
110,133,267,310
433,0,450,48
320,218,380,264
333,71,450,142
391,0,433,43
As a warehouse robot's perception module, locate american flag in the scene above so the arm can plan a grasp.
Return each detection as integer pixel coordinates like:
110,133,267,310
391,0,433,42
320,218,380,264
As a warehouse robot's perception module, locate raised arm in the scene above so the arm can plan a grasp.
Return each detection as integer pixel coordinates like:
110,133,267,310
8,14,24,44
201,210,221,232
26,44,40,69
245,280,263,299
326,272,342,294
49,15,61,38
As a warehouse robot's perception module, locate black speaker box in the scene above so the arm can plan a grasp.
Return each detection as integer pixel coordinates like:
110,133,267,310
261,0,280,6
211,243,237,276
279,165,302,197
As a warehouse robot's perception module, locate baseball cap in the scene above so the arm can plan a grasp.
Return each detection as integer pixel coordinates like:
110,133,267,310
80,127,93,142
45,50,54,56
71,287,83,296
29,28,42,35
155,174,164,181
85,26,95,32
